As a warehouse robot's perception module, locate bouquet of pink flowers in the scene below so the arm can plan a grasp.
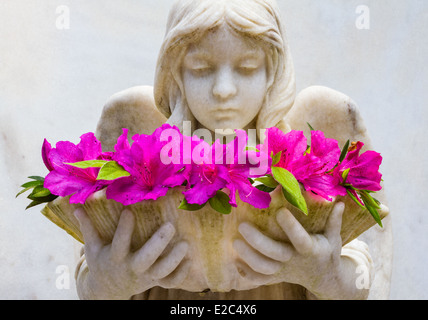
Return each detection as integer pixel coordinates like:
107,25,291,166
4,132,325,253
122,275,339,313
18,123,384,227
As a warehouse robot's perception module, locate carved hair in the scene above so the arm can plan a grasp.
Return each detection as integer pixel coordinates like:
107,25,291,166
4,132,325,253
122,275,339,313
154,0,296,133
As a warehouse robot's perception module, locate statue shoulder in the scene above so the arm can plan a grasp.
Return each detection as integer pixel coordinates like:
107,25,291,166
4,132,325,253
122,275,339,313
95,86,167,151
284,86,372,149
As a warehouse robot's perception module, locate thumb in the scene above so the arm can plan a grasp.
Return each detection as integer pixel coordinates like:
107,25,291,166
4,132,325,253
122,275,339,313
74,208,103,255
325,202,345,246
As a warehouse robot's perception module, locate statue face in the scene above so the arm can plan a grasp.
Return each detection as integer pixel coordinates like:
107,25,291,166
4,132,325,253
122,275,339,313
182,25,268,132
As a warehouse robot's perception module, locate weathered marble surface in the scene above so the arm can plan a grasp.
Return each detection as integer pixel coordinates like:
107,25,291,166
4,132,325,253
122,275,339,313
0,0,427,299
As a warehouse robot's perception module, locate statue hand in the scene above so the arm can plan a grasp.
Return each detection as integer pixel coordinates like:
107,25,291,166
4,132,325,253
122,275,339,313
234,202,370,299
74,208,190,300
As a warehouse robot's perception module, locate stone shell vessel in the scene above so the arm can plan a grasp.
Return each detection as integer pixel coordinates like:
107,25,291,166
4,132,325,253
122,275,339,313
41,185,388,292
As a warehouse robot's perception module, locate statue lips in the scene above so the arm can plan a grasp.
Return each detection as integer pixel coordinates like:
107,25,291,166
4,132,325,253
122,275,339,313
212,106,240,120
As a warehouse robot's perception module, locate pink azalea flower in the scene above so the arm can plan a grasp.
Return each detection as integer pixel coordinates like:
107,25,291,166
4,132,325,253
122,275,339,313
183,137,230,206
291,131,345,201
333,141,383,192
224,130,271,209
259,127,307,172
184,130,271,209
37,124,384,215
106,124,189,205
262,128,344,201
44,133,111,204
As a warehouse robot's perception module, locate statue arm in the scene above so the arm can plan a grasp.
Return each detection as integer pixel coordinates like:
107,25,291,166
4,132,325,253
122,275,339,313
95,86,167,151
284,86,393,299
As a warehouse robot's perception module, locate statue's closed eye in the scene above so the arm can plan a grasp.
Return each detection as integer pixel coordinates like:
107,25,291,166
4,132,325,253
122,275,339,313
236,62,263,75
183,56,214,76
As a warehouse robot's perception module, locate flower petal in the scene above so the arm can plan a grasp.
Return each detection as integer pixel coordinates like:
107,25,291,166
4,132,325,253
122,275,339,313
44,170,89,198
69,181,106,204
263,128,307,170
299,174,346,201
78,133,103,160
49,141,83,172
310,131,341,171
337,142,383,192
184,167,229,205
114,128,131,152
42,139,54,172
106,176,168,205
230,176,271,209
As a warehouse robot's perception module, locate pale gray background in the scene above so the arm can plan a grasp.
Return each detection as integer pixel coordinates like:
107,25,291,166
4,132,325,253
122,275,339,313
0,0,427,299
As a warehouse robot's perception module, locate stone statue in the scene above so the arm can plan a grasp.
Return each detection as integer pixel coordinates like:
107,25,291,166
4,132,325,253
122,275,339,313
73,0,392,300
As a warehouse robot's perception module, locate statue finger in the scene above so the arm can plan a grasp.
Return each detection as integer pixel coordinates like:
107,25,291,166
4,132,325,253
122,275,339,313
233,239,282,275
235,260,274,287
238,222,293,262
324,202,344,246
148,241,189,280
276,208,313,255
131,222,176,273
74,208,103,258
157,259,192,289
110,209,135,262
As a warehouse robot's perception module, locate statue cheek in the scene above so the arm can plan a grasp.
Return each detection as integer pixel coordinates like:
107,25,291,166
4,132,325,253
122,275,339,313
183,74,214,104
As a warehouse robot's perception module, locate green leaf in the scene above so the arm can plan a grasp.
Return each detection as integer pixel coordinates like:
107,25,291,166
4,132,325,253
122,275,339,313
339,140,350,163
16,187,34,198
96,161,130,181
371,196,381,206
26,200,44,210
28,185,51,199
359,190,381,209
17,177,57,208
272,151,282,166
18,177,47,198
341,168,350,183
245,146,260,152
346,189,366,209
360,191,383,228
254,175,279,188
28,176,45,182
359,190,383,228
343,183,357,190
27,192,58,203
177,167,185,173
271,167,308,215
365,202,383,228
66,160,109,169
209,191,232,215
255,185,276,193
25,192,58,209
21,180,43,189
178,198,206,211
307,122,315,131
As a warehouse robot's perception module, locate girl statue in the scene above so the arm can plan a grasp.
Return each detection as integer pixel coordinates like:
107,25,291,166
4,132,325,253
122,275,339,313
74,0,392,300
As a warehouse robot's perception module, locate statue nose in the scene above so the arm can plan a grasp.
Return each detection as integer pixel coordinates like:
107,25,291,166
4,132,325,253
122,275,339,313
212,67,237,100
